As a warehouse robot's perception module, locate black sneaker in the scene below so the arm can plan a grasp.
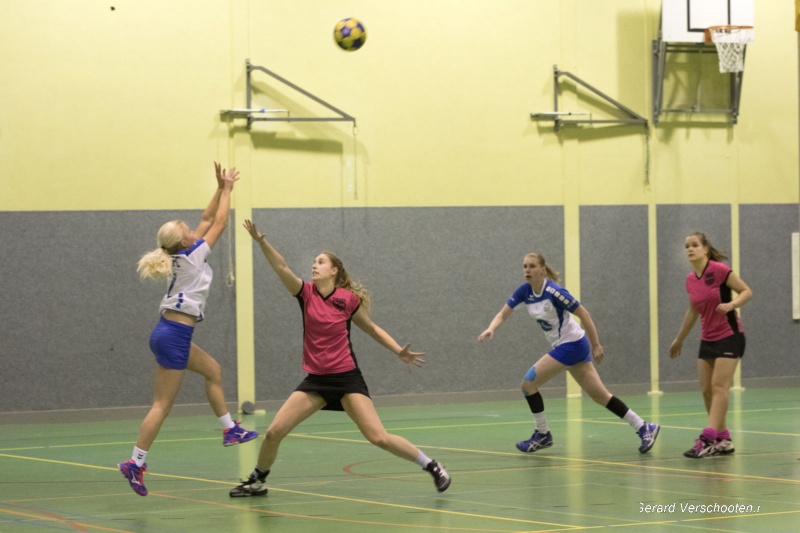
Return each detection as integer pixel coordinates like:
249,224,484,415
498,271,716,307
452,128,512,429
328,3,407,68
424,460,451,492
229,475,268,497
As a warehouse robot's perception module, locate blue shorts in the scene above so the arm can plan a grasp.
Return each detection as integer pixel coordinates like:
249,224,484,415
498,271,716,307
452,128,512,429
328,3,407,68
548,336,591,366
149,317,194,370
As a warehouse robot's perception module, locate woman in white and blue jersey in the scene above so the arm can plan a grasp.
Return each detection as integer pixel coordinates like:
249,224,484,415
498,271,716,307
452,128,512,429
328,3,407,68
478,253,660,454
117,163,257,497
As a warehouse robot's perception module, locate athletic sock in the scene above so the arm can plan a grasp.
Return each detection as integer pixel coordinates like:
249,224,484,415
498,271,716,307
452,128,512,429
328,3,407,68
605,396,644,430
253,467,270,482
415,451,433,468
717,428,730,441
219,413,236,430
132,446,148,467
701,427,718,442
623,410,645,431
524,392,549,433
533,412,549,433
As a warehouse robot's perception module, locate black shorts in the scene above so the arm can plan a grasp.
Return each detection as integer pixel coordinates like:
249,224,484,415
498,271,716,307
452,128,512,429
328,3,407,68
698,333,746,360
294,368,371,412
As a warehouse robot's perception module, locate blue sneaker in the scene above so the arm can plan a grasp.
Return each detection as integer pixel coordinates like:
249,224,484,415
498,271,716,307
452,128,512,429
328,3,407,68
118,459,148,496
223,422,259,447
637,422,660,453
516,431,553,453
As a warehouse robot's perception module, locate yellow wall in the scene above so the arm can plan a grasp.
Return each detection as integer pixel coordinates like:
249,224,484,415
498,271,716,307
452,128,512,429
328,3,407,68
1,0,796,401
2,0,795,212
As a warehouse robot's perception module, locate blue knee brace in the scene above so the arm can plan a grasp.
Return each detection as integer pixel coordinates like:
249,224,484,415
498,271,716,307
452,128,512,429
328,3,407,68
524,365,537,384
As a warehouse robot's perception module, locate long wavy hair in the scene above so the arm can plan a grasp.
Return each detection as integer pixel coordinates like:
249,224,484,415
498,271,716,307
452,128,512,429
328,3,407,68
136,220,186,281
688,231,728,262
525,252,560,283
322,251,371,315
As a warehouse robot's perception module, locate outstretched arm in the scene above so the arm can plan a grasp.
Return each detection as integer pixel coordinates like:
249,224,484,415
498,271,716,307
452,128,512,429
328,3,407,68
243,219,302,295
477,304,514,341
352,308,426,368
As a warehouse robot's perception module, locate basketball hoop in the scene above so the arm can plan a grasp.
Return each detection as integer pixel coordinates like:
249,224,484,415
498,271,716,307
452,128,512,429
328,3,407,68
705,25,753,73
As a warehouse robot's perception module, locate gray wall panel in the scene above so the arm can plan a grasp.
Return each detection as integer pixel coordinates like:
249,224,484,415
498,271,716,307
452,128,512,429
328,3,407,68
2,204,797,413
656,205,731,384
0,211,238,411
739,205,800,377
250,206,565,401
580,205,650,386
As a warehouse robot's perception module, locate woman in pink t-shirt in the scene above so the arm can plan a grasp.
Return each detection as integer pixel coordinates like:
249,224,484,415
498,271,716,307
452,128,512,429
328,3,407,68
669,232,752,459
229,219,452,497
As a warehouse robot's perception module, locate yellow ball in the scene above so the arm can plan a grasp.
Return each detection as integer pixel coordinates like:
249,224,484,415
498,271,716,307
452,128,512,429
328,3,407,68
334,18,367,51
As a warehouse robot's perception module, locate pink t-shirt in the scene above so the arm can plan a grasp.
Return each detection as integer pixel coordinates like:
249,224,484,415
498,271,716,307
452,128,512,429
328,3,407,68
295,281,362,374
685,260,743,342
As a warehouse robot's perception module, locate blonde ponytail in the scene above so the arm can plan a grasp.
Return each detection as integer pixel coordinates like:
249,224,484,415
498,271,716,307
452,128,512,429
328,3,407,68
137,248,173,280
137,220,187,281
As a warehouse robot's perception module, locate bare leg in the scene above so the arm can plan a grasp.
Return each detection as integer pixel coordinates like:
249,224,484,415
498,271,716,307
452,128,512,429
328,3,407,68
136,365,185,451
256,391,325,471
697,358,714,414
341,393,420,462
521,354,568,395
186,342,226,417
568,361,612,405
706,358,740,431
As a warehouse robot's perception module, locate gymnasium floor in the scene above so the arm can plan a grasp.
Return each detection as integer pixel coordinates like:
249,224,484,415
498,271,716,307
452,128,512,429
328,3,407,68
1,388,798,533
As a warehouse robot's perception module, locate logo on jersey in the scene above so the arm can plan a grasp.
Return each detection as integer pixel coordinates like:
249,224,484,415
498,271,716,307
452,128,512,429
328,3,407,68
332,297,347,311
704,272,715,286
546,286,574,307
537,319,553,331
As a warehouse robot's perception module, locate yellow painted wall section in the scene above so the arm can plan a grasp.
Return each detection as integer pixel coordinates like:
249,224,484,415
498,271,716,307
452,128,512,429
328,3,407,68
0,1,234,211
0,0,796,211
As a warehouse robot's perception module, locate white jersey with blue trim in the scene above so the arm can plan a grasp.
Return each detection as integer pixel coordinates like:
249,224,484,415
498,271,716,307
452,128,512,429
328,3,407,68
159,239,212,321
506,279,585,347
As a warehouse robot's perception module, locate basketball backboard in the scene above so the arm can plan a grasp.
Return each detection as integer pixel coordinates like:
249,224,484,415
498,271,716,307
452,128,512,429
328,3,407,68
662,0,754,43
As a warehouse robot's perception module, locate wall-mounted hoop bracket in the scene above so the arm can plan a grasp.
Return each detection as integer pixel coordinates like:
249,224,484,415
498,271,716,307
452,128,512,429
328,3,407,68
531,65,648,132
220,59,356,130
652,28,748,125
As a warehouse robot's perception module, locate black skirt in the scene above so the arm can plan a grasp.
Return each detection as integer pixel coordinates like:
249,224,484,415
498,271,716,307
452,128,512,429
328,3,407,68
294,368,371,411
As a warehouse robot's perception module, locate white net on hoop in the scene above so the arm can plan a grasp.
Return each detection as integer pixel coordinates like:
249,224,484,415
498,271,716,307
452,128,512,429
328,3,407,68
709,26,753,73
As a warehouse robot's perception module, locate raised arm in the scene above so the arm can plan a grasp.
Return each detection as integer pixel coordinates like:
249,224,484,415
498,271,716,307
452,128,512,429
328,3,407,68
669,301,699,359
243,219,302,295
572,304,604,364
196,162,229,240
352,308,426,368
477,304,514,341
201,165,239,249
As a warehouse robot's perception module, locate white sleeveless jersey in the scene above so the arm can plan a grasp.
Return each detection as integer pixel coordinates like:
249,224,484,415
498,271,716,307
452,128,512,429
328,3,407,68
159,240,212,321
